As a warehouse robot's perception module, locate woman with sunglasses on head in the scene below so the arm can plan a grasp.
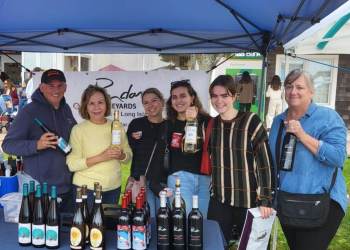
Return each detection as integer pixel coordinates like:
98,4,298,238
67,85,132,206
206,75,274,245
126,88,167,217
166,80,211,218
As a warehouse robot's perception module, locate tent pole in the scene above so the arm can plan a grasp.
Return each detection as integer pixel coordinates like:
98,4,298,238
0,51,30,73
258,55,268,120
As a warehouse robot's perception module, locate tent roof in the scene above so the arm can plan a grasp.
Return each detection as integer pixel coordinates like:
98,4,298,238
285,1,350,54
0,0,347,54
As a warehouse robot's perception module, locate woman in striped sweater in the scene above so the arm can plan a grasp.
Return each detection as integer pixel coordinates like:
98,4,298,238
207,75,274,244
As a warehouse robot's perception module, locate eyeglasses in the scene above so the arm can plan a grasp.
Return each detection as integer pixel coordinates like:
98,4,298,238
170,79,190,86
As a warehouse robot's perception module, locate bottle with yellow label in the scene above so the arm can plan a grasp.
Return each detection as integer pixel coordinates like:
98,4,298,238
90,185,105,250
183,117,198,153
70,188,85,250
111,110,123,148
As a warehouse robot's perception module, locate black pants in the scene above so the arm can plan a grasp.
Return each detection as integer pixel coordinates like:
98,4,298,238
207,197,247,244
281,199,345,250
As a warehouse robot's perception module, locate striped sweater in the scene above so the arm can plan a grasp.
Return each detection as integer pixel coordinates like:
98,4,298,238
209,112,274,208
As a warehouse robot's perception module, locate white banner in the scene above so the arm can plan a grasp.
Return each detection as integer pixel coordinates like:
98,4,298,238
33,70,210,127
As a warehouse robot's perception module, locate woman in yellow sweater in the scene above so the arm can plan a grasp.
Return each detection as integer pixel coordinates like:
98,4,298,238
67,85,132,205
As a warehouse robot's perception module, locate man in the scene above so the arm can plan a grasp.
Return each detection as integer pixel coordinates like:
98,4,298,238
2,69,76,212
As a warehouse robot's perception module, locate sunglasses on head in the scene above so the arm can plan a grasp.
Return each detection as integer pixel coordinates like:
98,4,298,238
170,79,191,86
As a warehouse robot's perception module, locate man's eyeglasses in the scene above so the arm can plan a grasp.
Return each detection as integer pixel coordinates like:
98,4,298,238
170,79,190,86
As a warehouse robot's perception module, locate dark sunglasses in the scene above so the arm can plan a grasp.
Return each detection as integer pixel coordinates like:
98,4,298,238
170,79,191,86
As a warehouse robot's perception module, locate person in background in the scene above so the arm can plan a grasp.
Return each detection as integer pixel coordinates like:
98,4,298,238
207,75,274,245
0,72,10,92
265,75,283,130
4,79,19,108
127,88,166,217
67,85,132,206
2,69,76,213
26,67,43,104
269,69,347,250
166,80,211,218
238,71,255,112
18,82,28,110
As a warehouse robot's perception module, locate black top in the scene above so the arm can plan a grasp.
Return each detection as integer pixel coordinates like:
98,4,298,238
168,114,209,175
127,116,163,179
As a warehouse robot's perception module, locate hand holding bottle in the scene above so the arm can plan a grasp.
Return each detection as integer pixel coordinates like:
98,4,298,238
185,106,198,120
99,147,123,161
285,120,304,139
36,132,58,150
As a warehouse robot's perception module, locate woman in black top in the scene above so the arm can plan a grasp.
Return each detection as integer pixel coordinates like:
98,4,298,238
166,80,210,218
127,88,166,217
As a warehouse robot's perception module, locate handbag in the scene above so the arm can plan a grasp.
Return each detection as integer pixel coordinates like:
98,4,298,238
275,120,337,228
200,118,214,175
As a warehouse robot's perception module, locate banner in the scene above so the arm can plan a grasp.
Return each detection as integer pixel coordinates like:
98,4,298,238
33,70,210,127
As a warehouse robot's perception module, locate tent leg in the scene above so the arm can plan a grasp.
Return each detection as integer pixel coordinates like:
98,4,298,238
258,55,268,120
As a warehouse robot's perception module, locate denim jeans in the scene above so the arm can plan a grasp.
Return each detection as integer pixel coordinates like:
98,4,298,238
167,171,210,218
146,181,160,218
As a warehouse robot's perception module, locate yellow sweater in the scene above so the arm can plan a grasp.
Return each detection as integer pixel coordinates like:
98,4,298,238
66,120,132,191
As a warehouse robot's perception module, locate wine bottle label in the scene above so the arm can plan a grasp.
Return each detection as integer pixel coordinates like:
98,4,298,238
32,224,45,245
112,130,121,145
57,137,72,154
70,226,83,247
117,225,131,249
185,126,197,144
132,225,146,250
45,225,59,247
18,223,31,244
189,227,202,247
173,226,185,246
90,228,103,248
157,226,170,246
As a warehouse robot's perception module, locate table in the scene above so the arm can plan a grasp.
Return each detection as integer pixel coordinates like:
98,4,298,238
0,210,226,249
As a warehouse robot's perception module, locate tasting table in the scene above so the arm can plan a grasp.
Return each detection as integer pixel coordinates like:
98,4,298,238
0,210,226,249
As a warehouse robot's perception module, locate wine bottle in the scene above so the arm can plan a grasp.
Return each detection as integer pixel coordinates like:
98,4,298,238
117,195,131,250
172,192,186,250
81,185,90,245
29,180,35,213
32,184,45,248
90,182,100,219
18,183,32,246
132,196,147,250
42,182,50,222
280,132,297,171
183,117,198,153
34,118,72,154
16,156,23,172
127,190,134,223
70,188,85,250
188,195,203,250
140,188,151,246
90,185,105,250
156,191,171,250
111,109,123,148
46,186,60,249
172,178,186,214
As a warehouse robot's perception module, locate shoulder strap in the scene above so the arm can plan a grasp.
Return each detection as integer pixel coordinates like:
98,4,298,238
144,142,158,176
275,120,284,166
203,118,214,152
328,167,338,193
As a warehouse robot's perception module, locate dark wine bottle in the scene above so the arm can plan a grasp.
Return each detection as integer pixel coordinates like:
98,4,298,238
42,182,50,222
117,195,131,250
132,196,147,250
45,186,60,249
18,183,32,246
16,156,23,172
90,185,105,250
90,182,100,218
29,180,35,213
172,178,186,214
140,188,151,246
70,187,85,250
126,190,134,224
280,132,297,171
81,185,90,245
188,195,203,250
156,191,170,250
34,118,72,154
32,184,45,248
172,192,186,250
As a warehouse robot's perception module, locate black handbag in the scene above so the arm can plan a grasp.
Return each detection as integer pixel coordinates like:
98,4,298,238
275,121,337,228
